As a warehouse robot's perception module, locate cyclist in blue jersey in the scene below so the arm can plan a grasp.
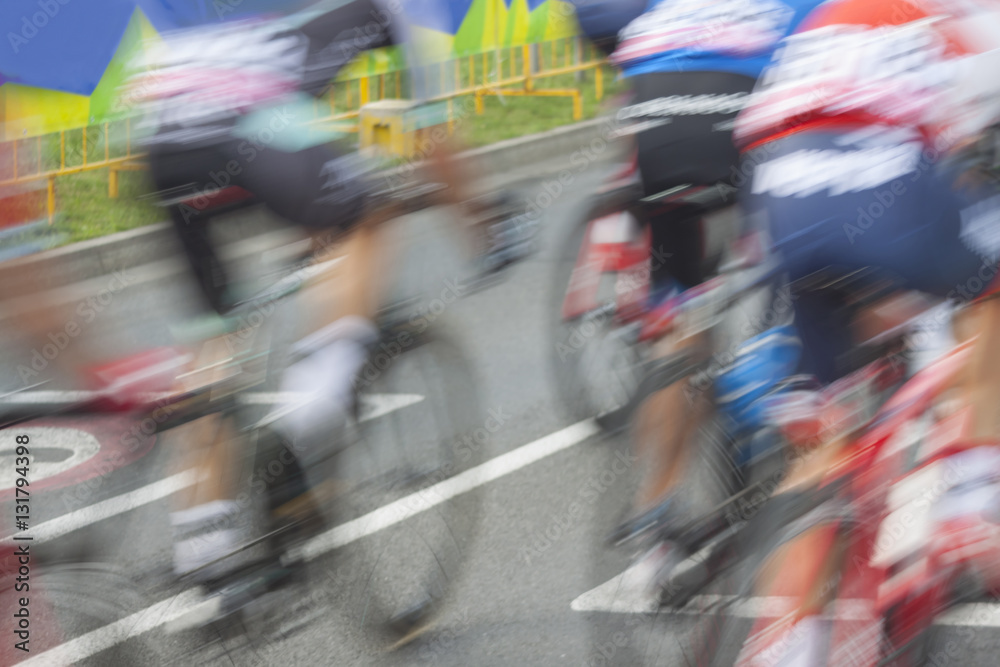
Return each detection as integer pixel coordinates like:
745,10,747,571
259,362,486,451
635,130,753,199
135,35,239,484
604,0,826,597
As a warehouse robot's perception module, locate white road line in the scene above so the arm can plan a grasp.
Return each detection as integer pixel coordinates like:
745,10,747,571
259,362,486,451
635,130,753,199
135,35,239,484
18,589,205,667
13,419,600,665
299,419,601,559
1,471,199,546
571,570,1000,626
0,393,422,545
0,390,417,406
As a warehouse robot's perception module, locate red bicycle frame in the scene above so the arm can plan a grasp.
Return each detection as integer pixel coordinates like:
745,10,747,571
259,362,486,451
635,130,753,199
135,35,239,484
735,340,987,666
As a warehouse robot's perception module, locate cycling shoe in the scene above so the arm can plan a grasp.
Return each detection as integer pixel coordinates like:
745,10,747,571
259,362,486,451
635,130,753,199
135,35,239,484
618,540,685,604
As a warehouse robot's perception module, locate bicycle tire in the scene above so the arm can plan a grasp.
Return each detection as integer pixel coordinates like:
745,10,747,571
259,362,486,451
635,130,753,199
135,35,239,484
583,408,750,667
309,315,486,648
548,191,649,427
23,561,172,666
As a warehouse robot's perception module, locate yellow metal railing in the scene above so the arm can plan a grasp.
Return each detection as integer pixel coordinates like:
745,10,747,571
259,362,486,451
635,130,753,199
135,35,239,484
0,38,610,224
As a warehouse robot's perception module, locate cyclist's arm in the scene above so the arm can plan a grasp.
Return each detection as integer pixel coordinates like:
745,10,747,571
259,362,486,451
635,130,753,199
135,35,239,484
291,0,489,254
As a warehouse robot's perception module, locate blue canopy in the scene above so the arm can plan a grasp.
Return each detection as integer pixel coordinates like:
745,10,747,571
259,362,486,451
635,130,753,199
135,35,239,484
1,0,136,95
0,0,314,96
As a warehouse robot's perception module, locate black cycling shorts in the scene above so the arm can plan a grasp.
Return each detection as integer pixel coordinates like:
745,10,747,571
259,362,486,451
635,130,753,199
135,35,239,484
148,138,372,314
148,138,370,231
625,70,755,197
622,71,755,291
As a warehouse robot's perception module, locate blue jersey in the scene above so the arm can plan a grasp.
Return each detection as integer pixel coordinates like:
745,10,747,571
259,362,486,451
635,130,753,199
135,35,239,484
613,0,824,80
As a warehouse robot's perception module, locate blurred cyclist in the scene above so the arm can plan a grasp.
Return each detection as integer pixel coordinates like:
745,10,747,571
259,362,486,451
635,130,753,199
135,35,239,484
603,0,825,590
569,0,647,57
730,0,1000,660
127,0,498,580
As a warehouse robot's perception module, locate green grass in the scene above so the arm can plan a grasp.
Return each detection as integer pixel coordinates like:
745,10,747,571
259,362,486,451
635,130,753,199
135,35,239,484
38,62,626,247
459,68,627,147
53,169,162,245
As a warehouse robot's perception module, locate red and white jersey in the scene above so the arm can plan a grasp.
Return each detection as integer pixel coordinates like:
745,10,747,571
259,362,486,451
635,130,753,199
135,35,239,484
734,0,1000,149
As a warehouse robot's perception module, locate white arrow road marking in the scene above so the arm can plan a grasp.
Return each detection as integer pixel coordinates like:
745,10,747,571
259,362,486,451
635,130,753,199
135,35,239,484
8,420,601,666
571,570,1000,624
0,428,100,491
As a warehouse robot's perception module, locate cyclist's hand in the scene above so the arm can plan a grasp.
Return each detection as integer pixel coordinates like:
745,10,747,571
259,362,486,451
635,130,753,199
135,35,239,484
465,190,537,280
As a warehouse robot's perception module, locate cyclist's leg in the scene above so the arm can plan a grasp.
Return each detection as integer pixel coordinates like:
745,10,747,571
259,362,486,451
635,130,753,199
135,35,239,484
146,143,253,576
633,203,711,509
234,142,387,465
634,333,711,509
623,68,753,522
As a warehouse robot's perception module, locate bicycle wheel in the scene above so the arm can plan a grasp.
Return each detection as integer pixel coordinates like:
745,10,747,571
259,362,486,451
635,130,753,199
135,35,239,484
315,316,485,647
16,560,172,666
583,407,750,667
548,191,649,425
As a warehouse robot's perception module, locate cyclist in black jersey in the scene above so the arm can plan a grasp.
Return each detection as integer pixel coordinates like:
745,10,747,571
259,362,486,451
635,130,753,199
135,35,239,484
128,0,495,579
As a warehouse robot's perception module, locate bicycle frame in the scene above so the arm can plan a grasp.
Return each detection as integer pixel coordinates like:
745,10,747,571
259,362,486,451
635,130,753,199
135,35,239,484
561,209,651,324
734,340,980,666
559,162,742,344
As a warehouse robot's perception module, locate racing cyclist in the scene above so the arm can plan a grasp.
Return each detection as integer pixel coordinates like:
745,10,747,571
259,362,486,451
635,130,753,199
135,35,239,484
128,0,503,582
728,0,1000,660
601,0,826,595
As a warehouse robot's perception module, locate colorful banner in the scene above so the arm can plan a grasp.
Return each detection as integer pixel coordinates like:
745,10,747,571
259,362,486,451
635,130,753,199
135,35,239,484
0,0,584,139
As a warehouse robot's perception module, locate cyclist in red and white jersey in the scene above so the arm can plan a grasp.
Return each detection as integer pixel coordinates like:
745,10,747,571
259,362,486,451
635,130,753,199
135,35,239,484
729,0,1000,661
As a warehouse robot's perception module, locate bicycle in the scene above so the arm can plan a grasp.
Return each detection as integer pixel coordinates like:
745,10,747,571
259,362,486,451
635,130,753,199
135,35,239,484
0,176,505,664
703,336,1000,666
598,257,1000,666
547,150,742,427
577,241,973,664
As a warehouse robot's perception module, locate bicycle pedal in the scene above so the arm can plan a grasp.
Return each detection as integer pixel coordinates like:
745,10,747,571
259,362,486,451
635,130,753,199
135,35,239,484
608,498,682,548
167,564,305,635
386,596,439,649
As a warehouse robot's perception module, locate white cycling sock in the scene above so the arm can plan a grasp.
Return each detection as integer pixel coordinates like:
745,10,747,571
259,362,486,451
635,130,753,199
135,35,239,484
909,302,956,375
170,499,242,580
270,316,378,466
748,615,827,667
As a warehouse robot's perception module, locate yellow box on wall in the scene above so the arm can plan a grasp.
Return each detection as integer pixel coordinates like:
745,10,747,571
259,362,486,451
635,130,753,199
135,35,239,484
359,100,450,158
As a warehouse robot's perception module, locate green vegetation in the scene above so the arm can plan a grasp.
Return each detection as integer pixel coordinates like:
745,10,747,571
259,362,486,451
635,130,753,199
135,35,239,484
461,68,627,147
53,169,161,245
29,60,626,247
